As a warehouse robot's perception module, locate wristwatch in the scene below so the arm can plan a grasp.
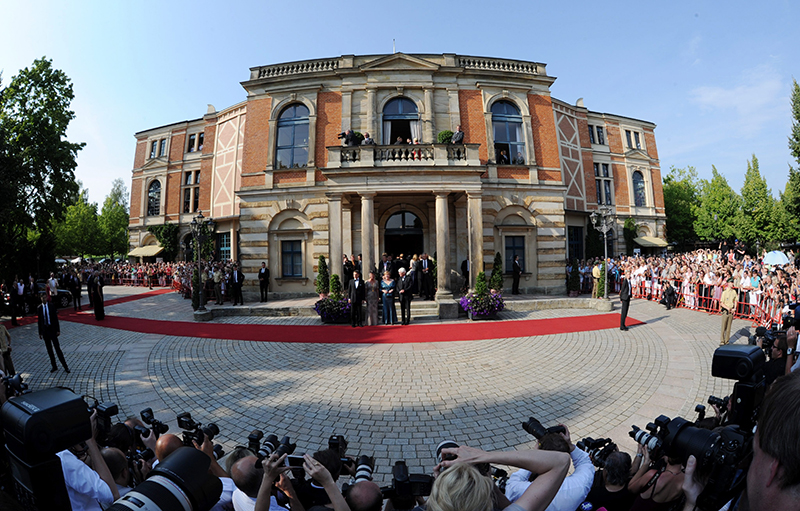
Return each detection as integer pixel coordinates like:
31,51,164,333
788,347,795,355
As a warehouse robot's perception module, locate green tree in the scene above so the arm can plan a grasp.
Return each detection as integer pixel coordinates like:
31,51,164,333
316,255,330,295
0,58,83,276
55,188,100,258
694,166,741,242
779,167,800,241
147,224,180,261
99,178,130,259
790,78,800,165
739,155,775,245
489,252,504,291
662,166,700,249
623,217,638,255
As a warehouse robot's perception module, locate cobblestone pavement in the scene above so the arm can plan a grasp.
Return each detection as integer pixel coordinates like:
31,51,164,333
4,287,753,483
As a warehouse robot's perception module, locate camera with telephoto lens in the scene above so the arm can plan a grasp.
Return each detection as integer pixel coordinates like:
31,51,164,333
353,454,375,483
521,417,566,440
380,461,434,510
177,412,221,457
254,434,296,469
247,429,264,454
707,395,729,409
1,374,29,396
576,437,618,468
140,408,169,437
629,422,664,456
627,345,766,511
127,447,155,473
86,396,119,442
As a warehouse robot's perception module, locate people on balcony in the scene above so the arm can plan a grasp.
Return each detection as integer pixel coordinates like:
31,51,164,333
451,125,464,144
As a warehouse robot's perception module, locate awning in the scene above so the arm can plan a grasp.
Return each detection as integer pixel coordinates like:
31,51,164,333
128,245,164,257
634,236,668,248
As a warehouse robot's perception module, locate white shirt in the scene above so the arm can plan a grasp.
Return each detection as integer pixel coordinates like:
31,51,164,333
210,476,236,511
56,449,115,511
232,488,285,511
505,448,594,511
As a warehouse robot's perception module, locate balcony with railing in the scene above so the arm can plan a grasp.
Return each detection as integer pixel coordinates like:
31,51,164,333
326,144,481,169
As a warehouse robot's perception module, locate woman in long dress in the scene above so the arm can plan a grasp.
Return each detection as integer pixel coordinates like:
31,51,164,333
92,271,105,320
381,271,398,325
365,271,380,326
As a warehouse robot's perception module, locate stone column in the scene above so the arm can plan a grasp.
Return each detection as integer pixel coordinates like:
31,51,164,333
467,192,484,290
360,192,376,277
435,193,452,299
327,194,342,278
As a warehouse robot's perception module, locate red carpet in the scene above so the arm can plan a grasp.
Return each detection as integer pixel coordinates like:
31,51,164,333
61,311,644,344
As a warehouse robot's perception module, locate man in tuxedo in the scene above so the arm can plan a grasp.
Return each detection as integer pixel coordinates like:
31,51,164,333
419,253,434,300
258,262,270,302
619,269,631,331
512,255,522,295
451,125,464,144
397,268,414,325
230,264,245,306
347,271,365,327
380,254,392,278
37,294,70,373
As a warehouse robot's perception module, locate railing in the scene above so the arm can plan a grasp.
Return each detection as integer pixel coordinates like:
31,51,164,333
327,144,482,169
458,57,542,75
255,58,339,79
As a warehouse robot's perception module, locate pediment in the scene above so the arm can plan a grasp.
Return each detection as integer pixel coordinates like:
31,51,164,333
624,148,650,160
360,53,439,72
140,156,168,170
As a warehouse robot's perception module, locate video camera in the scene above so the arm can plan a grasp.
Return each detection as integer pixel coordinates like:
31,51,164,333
576,437,618,468
521,417,566,440
628,345,765,511
380,461,434,510
140,407,169,438
177,412,224,459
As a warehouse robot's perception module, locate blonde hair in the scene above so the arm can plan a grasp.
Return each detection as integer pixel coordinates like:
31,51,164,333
427,464,493,511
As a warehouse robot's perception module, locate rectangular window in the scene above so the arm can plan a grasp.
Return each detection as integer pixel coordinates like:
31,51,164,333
159,139,166,156
282,240,303,277
596,126,605,145
217,232,231,261
604,180,612,205
193,187,199,213
185,172,193,185
198,133,204,151
634,132,641,149
602,163,609,177
150,141,157,158
505,236,525,274
594,162,600,177
187,134,196,153
588,125,595,144
568,226,583,262
183,189,192,213
596,180,603,204
626,130,633,148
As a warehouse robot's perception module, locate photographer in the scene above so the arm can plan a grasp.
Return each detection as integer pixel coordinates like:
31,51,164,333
254,453,350,511
293,449,343,510
784,326,799,374
628,445,684,510
431,445,569,511
505,426,593,511
231,455,300,511
580,451,636,511
764,335,789,386
100,447,133,498
682,371,800,511
56,410,121,510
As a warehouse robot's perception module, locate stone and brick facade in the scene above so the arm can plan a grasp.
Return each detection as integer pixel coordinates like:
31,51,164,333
129,53,666,300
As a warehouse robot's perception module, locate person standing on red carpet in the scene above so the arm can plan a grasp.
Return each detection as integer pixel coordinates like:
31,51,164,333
619,269,631,331
38,294,70,373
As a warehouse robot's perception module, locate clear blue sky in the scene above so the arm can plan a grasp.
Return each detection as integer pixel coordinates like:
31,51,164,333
2,0,797,206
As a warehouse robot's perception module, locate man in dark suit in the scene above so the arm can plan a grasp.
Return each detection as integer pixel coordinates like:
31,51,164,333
512,255,522,295
397,268,414,325
342,255,354,291
451,125,464,144
37,294,69,373
619,269,631,331
419,253,434,300
230,264,245,305
258,262,270,302
347,270,365,327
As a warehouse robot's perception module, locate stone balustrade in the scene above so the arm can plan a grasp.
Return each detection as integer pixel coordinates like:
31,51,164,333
458,56,542,75
326,144,481,169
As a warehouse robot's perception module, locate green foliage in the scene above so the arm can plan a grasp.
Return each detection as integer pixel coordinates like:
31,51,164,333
329,273,343,301
55,189,100,257
663,166,700,250
316,255,330,295
568,259,580,292
196,222,216,260
623,218,638,255
0,58,83,275
474,271,489,295
437,130,453,144
191,268,200,310
352,131,365,145
489,252,504,291
98,178,129,259
779,167,800,241
694,166,741,242
790,79,800,165
597,261,607,299
147,223,180,261
739,155,776,244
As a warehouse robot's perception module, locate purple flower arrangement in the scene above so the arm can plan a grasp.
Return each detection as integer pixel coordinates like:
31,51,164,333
459,291,505,317
314,298,351,323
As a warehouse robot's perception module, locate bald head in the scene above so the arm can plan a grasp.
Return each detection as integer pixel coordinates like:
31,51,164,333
231,456,262,498
155,433,183,462
101,447,129,485
345,481,383,511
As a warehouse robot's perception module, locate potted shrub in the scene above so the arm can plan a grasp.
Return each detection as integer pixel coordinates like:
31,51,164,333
568,259,580,297
459,271,504,320
437,130,453,144
315,255,330,298
489,252,504,292
314,273,350,323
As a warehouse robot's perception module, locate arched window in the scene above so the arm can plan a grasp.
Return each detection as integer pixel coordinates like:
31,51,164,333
276,104,309,169
382,98,419,144
147,180,161,216
385,210,424,256
491,101,525,164
632,171,646,207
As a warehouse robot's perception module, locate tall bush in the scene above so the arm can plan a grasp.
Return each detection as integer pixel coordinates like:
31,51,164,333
437,130,453,144
489,252,504,291
316,255,330,295
329,274,343,301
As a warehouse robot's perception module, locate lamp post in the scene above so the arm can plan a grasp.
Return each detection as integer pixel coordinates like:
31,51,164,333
190,211,216,311
590,206,613,300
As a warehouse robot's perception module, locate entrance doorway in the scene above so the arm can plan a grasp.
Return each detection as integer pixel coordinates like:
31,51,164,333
384,211,423,257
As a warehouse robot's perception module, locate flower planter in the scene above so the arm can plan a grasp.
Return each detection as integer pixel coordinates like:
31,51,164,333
314,297,351,324
468,311,498,321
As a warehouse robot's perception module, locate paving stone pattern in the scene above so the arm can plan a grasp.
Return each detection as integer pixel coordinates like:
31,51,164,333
6,287,751,483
